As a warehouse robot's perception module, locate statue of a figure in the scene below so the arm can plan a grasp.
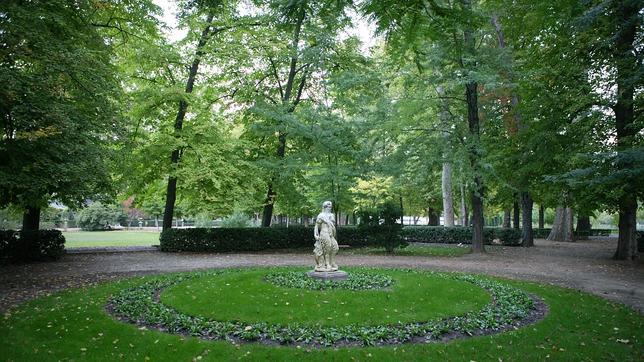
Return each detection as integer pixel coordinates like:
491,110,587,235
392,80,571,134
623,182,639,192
313,201,339,272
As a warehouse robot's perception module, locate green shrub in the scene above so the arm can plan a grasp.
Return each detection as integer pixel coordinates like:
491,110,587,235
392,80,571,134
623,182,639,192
400,226,522,246
356,201,406,252
0,229,65,262
160,226,404,252
220,212,254,228
637,231,643,252
77,202,122,231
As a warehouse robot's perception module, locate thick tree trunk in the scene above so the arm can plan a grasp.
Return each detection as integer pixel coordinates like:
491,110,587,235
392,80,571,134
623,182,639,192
21,206,41,231
538,205,545,229
441,162,455,226
162,13,215,232
427,207,440,226
521,191,534,247
612,0,639,260
547,207,574,242
576,214,591,240
512,199,520,229
502,209,511,228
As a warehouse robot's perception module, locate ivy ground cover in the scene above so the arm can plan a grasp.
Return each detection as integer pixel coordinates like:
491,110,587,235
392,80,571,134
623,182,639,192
1,268,642,361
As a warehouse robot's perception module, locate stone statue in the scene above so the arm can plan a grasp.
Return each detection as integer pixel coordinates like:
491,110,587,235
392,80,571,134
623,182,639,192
313,201,339,272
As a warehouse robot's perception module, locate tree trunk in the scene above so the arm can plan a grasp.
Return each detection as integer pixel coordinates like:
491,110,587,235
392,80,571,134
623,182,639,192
512,199,520,229
547,207,574,242
521,191,534,247
427,207,440,226
21,206,41,231
261,9,306,226
162,13,215,232
576,214,591,240
460,182,468,226
538,205,545,229
612,0,639,260
502,209,511,228
441,162,455,226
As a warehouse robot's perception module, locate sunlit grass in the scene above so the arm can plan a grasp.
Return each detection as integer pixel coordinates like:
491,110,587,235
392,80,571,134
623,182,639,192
63,231,160,248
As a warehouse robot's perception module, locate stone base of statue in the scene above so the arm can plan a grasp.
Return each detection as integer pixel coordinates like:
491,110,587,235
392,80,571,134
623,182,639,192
307,270,348,281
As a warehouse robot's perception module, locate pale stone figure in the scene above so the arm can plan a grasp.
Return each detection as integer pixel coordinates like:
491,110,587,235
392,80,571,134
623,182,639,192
313,201,339,272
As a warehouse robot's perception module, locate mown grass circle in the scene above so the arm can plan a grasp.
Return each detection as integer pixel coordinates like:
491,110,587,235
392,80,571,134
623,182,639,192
160,269,490,327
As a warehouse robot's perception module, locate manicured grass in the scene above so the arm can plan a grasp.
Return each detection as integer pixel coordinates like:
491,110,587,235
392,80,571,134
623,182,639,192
62,231,160,248
346,244,471,257
1,268,642,361
161,269,489,326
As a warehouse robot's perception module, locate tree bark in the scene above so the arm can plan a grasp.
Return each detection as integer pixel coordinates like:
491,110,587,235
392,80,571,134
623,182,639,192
21,206,41,231
521,191,534,247
538,205,545,229
460,182,468,226
261,8,306,226
612,0,639,260
502,209,511,228
547,207,574,242
427,207,440,226
575,214,591,240
441,162,455,226
512,199,520,229
162,13,215,232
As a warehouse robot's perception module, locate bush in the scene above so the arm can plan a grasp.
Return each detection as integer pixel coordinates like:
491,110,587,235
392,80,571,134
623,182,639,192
637,231,643,252
160,225,406,253
0,229,65,262
356,201,407,252
220,212,255,228
401,226,522,246
77,202,122,231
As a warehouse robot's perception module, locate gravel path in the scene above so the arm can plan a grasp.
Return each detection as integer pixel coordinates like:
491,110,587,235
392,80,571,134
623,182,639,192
1,237,642,313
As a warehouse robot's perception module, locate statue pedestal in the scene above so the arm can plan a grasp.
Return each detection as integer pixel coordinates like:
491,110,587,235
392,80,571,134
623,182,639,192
307,270,348,281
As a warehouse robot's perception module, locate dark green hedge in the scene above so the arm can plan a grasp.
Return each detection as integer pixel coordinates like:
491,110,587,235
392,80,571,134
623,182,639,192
638,231,643,252
0,229,66,262
400,226,522,246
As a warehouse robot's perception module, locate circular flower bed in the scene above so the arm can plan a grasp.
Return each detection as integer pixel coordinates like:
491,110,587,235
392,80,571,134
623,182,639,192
107,268,544,347
264,271,394,290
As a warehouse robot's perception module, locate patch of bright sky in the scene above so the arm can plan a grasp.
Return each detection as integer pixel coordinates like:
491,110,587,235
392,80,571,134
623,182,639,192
152,0,379,54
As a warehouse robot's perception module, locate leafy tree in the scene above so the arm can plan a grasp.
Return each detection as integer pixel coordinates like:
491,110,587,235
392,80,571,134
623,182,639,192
77,202,123,231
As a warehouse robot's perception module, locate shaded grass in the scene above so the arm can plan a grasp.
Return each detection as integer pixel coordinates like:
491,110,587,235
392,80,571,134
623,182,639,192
161,269,489,326
1,268,641,361
63,231,160,248
345,244,471,257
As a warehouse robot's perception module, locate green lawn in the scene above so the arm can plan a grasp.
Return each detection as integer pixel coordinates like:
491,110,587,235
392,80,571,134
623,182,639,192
1,267,641,361
63,231,160,248
162,269,488,326
346,244,471,257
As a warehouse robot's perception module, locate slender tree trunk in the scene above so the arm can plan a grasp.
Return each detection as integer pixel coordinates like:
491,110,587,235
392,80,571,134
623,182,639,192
612,0,639,260
521,192,534,247
502,209,511,228
547,207,574,242
576,214,591,240
162,13,215,232
460,182,468,226
427,207,440,226
538,205,545,229
441,162,455,226
21,206,41,231
261,9,306,226
512,199,520,229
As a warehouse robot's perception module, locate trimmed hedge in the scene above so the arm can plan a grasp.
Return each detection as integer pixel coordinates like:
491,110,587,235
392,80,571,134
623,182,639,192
0,229,66,262
160,225,522,252
401,226,522,246
160,226,405,252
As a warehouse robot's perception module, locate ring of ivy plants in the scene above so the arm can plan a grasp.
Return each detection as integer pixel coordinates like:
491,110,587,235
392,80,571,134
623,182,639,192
107,268,543,347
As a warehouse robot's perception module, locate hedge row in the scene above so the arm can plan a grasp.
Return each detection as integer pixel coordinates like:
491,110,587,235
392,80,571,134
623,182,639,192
0,230,66,262
400,226,522,246
159,226,408,252
159,225,524,252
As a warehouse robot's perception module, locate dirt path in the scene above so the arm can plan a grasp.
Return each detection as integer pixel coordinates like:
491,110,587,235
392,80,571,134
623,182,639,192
1,238,642,313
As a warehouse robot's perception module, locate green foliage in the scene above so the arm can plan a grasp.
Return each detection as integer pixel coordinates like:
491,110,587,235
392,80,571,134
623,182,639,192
220,211,255,228
76,202,123,231
265,271,394,291
0,229,65,262
401,226,522,246
356,200,406,252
